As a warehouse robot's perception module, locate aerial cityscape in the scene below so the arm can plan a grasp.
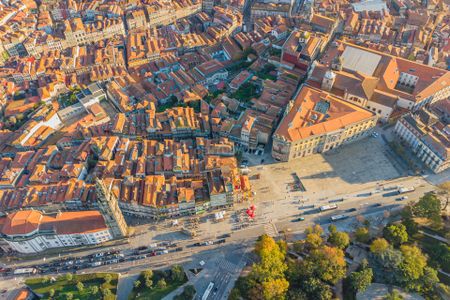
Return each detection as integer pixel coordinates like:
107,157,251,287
0,0,449,299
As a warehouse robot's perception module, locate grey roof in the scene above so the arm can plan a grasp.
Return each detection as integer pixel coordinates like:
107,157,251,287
341,46,382,76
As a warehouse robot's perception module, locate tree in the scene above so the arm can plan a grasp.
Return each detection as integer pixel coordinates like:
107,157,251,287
370,238,389,254
134,280,141,288
76,281,84,292
261,278,289,300
418,266,439,296
252,234,288,281
102,288,112,299
104,274,112,284
370,247,404,284
143,270,153,281
90,286,99,295
399,245,427,282
305,233,323,250
383,224,408,247
48,289,55,298
145,278,153,289
305,225,324,236
328,224,337,234
178,285,196,300
307,245,346,284
349,267,373,293
66,293,73,300
65,273,73,282
301,277,333,300
384,290,403,300
413,193,442,226
157,278,167,289
171,265,185,282
401,217,418,236
175,285,196,300
328,230,350,249
355,227,370,243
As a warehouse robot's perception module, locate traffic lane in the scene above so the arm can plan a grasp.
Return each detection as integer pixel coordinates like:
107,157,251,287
209,271,232,300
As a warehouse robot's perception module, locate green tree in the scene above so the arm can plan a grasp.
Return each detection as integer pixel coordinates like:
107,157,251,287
349,267,373,293
384,290,403,300
305,233,323,250
171,265,185,282
328,230,350,249
328,224,337,234
76,281,84,292
90,285,99,295
305,225,324,236
370,247,404,284
383,224,408,247
175,285,196,300
65,273,73,282
355,227,370,243
261,278,290,300
413,193,442,226
370,238,389,254
143,270,153,281
418,266,439,296
66,293,73,300
102,288,112,299
302,277,333,300
399,245,427,283
401,217,418,236
134,280,141,288
104,274,112,284
157,278,167,289
145,278,153,289
48,289,55,298
307,245,346,284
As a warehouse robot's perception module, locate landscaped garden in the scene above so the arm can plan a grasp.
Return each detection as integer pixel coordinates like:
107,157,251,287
129,265,188,300
25,272,118,300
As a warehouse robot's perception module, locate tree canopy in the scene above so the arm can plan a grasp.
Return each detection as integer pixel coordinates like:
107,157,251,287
383,224,408,247
370,238,389,254
327,230,350,250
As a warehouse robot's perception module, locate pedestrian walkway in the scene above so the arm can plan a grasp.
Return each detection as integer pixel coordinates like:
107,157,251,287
216,258,237,273
263,222,278,237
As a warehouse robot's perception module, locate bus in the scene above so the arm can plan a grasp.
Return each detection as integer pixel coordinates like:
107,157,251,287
319,204,338,212
13,268,37,275
202,282,214,300
330,214,348,222
398,187,415,194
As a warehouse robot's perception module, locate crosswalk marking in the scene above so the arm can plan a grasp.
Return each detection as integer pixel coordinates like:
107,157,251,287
264,222,278,237
215,258,237,273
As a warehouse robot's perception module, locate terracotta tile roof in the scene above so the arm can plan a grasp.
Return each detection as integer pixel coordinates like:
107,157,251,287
275,85,375,142
0,210,107,236
1,210,42,236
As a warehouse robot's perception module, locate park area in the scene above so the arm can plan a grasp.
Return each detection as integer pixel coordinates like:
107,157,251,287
128,265,188,299
25,272,118,300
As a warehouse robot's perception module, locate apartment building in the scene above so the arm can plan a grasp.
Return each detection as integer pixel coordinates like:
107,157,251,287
0,210,112,254
272,85,377,161
308,41,450,122
63,17,125,48
394,102,449,173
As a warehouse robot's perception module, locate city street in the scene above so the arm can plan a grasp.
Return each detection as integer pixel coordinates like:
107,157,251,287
0,134,440,300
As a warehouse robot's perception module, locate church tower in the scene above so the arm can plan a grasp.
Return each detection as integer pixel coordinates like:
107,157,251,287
96,179,129,239
321,70,336,91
